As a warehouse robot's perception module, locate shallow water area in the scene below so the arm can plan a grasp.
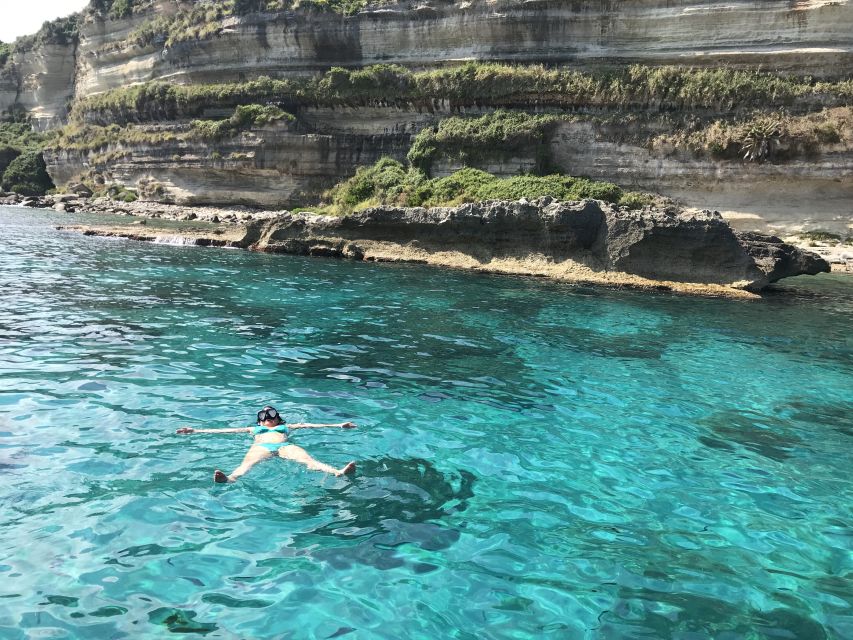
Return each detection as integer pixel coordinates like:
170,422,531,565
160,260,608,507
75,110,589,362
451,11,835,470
1,206,851,639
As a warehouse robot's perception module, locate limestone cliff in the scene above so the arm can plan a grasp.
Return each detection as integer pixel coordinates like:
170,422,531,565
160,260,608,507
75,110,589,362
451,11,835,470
70,0,853,100
3,0,851,230
44,122,412,207
12,43,78,131
6,0,853,123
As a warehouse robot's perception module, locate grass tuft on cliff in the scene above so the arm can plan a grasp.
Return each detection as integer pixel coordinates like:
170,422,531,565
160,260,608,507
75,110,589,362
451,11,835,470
323,158,656,215
652,107,852,162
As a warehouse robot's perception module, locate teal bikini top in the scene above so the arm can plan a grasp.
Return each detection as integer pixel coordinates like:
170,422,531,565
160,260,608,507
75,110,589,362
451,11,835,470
252,423,289,436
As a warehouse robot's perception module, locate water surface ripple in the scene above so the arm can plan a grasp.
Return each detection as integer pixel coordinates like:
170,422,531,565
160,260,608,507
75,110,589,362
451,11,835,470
1,207,851,639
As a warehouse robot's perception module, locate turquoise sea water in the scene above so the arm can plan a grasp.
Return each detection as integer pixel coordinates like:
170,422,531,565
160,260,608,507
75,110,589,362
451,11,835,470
1,206,851,639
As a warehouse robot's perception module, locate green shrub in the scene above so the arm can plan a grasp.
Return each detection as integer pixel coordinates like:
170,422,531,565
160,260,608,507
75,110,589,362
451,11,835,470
568,178,623,203
324,159,628,214
469,174,622,203
109,0,135,18
14,15,79,51
1,151,55,195
106,184,137,202
0,42,10,68
420,168,495,205
0,145,21,177
327,157,409,209
88,0,134,15
407,110,559,173
0,121,51,151
798,230,842,242
191,104,292,140
618,191,658,209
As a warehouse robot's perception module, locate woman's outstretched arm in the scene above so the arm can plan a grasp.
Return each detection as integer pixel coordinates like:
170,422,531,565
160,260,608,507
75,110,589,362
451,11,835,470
289,421,357,430
176,427,253,435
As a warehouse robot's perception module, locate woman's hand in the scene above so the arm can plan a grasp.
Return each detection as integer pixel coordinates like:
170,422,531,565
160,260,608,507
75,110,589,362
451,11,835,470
340,422,357,429
176,427,195,434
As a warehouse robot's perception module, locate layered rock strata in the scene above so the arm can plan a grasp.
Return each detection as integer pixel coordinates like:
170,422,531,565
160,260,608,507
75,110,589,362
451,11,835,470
42,110,853,216
3,0,851,228
73,0,853,99
43,123,411,208
3,0,852,125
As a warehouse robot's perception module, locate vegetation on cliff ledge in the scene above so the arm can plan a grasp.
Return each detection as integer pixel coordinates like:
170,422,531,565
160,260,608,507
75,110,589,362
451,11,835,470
407,111,560,173
100,0,383,51
70,63,853,127
13,15,79,52
191,104,293,140
49,104,294,152
88,0,149,19
653,107,852,162
322,158,655,215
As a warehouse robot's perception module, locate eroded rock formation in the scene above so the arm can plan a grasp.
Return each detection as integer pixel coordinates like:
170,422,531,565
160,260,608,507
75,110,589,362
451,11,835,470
243,199,830,292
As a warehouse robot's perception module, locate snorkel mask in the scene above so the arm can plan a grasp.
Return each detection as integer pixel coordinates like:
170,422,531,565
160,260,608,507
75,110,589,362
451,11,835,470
257,406,282,424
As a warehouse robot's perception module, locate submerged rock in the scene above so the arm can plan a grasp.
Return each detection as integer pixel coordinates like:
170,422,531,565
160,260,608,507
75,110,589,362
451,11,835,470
245,199,830,292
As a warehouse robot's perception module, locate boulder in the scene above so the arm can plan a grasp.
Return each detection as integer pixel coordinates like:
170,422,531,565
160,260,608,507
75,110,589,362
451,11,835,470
68,183,93,197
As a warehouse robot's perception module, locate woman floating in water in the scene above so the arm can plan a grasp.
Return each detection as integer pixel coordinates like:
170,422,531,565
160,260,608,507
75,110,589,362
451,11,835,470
176,405,357,483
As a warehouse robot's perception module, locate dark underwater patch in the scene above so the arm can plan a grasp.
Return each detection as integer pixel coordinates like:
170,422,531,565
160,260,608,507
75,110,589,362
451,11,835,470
699,410,807,462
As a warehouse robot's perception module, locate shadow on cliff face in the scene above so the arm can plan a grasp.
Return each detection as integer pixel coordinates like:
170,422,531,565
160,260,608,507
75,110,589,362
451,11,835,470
291,458,476,571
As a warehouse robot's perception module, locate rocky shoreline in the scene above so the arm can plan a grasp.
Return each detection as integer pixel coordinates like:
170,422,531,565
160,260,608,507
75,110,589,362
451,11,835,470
6,192,849,274
6,191,834,299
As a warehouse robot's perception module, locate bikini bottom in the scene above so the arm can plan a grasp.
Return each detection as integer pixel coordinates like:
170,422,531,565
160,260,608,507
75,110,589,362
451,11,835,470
256,442,290,453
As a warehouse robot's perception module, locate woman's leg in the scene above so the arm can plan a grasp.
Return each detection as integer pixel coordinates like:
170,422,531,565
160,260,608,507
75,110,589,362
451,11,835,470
278,444,356,476
214,445,273,483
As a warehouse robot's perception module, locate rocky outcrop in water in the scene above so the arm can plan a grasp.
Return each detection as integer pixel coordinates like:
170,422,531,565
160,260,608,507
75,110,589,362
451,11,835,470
243,199,830,292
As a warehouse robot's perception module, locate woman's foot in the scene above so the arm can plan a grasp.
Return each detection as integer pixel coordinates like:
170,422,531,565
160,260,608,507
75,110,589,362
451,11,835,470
213,469,232,483
336,461,356,477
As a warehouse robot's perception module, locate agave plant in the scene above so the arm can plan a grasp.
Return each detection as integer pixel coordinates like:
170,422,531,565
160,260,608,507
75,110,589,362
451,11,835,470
740,118,782,163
